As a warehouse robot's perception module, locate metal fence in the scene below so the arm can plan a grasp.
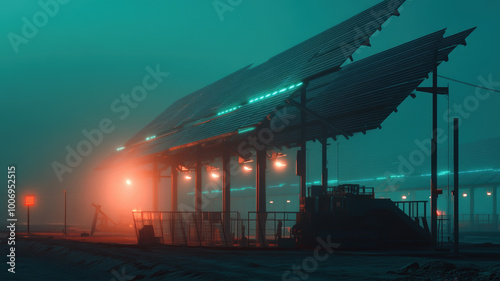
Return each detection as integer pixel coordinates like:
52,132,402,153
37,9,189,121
246,212,299,247
133,211,242,246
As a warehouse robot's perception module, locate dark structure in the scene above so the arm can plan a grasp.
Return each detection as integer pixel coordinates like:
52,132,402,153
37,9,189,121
103,0,475,248
296,184,430,249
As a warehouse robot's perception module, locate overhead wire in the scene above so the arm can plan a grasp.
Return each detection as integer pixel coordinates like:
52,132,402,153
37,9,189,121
438,75,500,93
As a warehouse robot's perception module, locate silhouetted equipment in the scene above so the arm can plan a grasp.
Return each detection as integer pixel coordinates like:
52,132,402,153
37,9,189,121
90,203,116,236
295,184,431,249
138,225,160,245
102,0,475,249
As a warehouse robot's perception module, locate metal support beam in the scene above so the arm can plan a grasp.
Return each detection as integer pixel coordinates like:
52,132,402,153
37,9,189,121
171,164,178,212
470,187,475,225
222,152,231,246
299,85,307,212
152,161,159,211
321,135,328,189
256,149,267,247
453,118,459,254
416,87,449,95
493,187,498,231
430,52,438,247
195,159,202,212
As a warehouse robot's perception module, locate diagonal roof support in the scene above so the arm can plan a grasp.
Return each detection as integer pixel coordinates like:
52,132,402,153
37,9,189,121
416,87,449,95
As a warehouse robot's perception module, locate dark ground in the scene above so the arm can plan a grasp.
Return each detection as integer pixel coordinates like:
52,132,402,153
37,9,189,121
1,233,500,281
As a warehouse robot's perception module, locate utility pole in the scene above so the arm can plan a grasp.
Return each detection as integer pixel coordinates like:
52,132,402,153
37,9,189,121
453,118,459,254
64,190,67,236
27,205,30,234
430,52,438,247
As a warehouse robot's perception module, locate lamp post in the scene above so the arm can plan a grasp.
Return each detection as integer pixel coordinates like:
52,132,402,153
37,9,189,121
25,195,35,234
64,190,67,236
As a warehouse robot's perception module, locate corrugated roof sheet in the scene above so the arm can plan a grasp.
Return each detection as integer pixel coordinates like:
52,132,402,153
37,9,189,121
268,28,475,146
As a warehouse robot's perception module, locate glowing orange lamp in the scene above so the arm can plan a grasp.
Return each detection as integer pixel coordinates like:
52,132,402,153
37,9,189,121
25,196,35,206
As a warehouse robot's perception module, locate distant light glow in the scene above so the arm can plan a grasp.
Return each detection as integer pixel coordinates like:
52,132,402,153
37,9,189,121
211,172,220,178
463,193,468,197
286,200,291,203
126,179,132,185
185,175,192,180
487,192,492,196
25,195,35,206
243,165,253,172
270,201,274,204
402,195,407,200
145,135,156,141
116,146,125,151
275,160,287,168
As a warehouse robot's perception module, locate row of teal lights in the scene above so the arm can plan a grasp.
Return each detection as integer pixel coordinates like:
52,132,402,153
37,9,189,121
116,135,157,151
217,106,242,116
216,81,304,116
119,82,305,151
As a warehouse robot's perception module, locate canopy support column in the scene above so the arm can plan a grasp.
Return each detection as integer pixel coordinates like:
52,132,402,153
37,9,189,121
195,159,202,212
222,152,231,246
256,149,267,247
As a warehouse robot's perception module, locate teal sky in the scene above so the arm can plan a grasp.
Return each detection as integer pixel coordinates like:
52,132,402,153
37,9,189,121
1,0,499,225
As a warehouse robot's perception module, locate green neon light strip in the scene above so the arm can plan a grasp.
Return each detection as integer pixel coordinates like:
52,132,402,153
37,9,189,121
116,146,125,151
217,106,242,116
238,127,256,134
217,81,304,116
145,135,156,141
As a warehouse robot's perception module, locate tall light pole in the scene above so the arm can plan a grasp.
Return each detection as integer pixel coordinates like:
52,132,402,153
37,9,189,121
25,195,35,234
64,190,67,236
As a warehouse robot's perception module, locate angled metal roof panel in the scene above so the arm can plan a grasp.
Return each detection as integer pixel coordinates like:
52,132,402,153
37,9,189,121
269,29,473,145
102,2,475,168
112,0,406,160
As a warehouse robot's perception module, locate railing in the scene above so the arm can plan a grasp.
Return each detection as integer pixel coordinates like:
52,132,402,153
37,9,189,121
246,212,299,247
133,211,241,246
325,184,374,197
459,214,500,224
393,200,427,220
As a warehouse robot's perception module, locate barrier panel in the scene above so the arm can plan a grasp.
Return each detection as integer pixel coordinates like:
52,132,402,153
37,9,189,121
133,211,241,246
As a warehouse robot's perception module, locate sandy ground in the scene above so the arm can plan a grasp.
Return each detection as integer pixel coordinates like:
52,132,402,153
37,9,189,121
1,232,500,281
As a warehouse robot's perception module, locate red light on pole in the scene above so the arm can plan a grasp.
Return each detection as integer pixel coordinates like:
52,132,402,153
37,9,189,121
25,196,35,234
25,195,35,206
